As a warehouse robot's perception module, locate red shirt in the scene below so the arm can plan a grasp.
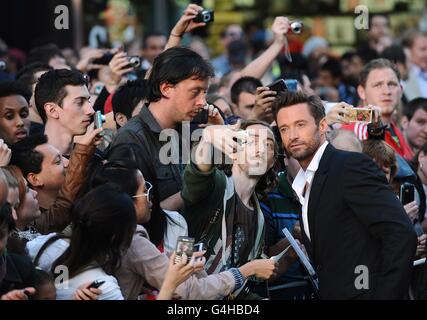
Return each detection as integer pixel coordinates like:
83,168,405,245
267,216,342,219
340,121,414,161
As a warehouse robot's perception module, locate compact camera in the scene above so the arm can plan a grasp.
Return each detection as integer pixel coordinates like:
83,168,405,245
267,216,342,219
194,9,214,23
92,53,141,69
290,21,303,34
127,56,141,68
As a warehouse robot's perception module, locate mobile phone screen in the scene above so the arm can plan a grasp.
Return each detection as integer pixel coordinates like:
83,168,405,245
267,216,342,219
175,236,194,264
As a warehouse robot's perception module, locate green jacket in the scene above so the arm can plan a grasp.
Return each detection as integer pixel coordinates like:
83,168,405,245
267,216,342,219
181,162,265,273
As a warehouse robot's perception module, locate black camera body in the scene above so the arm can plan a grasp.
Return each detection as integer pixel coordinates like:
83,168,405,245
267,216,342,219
92,53,141,69
194,9,214,23
92,52,114,65
127,56,141,68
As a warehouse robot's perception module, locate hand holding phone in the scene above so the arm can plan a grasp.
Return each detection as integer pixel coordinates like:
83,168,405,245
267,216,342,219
175,236,195,264
87,279,105,289
400,182,415,206
267,79,288,93
343,107,373,123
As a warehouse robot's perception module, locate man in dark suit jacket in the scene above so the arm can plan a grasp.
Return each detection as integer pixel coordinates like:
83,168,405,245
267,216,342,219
273,90,417,299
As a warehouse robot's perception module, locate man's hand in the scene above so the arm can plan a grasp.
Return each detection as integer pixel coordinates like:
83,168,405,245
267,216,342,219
239,259,278,280
200,121,247,160
76,48,106,73
198,104,224,128
271,16,290,45
1,287,35,300
0,139,11,167
250,87,277,123
171,4,207,37
107,51,134,85
74,282,102,300
365,104,382,124
73,123,103,147
404,201,419,223
416,234,427,258
325,102,352,126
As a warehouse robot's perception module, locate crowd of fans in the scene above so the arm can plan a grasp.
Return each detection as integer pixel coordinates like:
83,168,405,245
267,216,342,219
0,3,427,300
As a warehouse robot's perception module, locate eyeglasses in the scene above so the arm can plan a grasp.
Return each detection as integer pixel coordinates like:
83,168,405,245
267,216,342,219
132,181,153,202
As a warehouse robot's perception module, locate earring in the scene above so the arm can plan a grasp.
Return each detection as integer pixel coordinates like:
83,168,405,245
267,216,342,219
421,163,423,169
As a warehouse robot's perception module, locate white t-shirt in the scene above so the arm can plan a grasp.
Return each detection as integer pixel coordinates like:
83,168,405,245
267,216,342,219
26,233,124,300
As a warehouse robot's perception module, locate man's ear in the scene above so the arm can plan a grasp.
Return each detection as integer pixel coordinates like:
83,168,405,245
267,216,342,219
401,115,409,130
115,112,128,128
27,173,43,188
357,85,366,102
44,102,60,120
159,82,173,99
319,117,329,137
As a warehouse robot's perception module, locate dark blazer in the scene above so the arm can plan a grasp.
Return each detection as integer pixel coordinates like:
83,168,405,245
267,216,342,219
301,144,417,300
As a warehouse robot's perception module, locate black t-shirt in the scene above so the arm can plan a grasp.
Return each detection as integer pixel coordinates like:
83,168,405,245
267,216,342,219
231,194,258,266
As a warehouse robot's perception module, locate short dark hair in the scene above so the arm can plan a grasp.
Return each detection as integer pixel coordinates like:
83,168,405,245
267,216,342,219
26,43,64,66
341,51,357,62
34,69,88,123
272,91,325,125
10,134,48,182
112,79,147,119
320,58,342,78
403,98,427,121
402,29,427,49
381,45,406,65
146,47,214,103
0,80,31,103
16,62,53,89
359,58,400,87
230,76,262,105
368,13,390,29
142,32,166,48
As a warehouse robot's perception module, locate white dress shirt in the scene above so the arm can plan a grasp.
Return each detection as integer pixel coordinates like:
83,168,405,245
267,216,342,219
292,141,329,241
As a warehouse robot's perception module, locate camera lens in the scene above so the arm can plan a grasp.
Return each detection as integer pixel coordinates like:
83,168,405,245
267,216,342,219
128,56,141,68
290,21,302,34
203,13,210,23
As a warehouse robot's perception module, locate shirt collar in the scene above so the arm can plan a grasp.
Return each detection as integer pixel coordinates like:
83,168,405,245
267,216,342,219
306,141,329,174
139,105,163,134
411,64,427,77
292,141,329,198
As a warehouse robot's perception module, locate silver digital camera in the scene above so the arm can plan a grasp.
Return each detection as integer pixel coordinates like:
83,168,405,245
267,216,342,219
290,21,303,34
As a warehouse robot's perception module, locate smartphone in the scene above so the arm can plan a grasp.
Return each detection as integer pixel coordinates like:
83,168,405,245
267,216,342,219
194,243,204,262
400,182,415,206
267,79,288,93
94,111,105,129
87,279,105,289
284,79,298,92
191,109,209,125
175,236,195,264
343,107,373,123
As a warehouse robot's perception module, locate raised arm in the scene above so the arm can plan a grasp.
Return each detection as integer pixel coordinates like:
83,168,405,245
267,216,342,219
229,16,290,87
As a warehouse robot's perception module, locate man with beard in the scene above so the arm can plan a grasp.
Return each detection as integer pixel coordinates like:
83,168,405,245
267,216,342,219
273,90,417,299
